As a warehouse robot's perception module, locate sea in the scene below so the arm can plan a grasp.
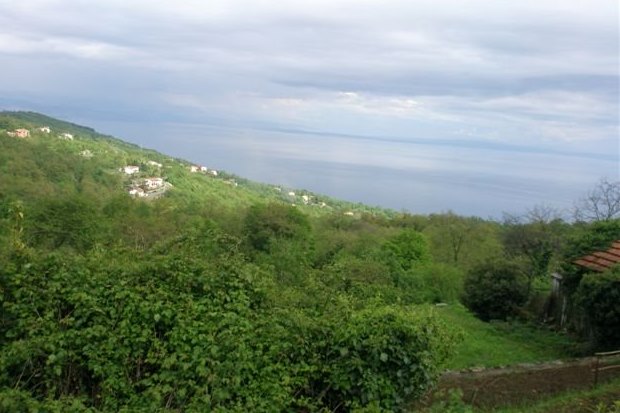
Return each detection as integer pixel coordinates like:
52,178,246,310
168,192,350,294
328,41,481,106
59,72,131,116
88,120,618,219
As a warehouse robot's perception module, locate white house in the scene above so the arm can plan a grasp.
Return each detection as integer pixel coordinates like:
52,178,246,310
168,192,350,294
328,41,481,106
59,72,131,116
38,126,51,133
122,165,140,175
128,187,147,197
80,149,94,158
59,133,74,140
190,165,199,173
144,177,164,189
8,129,30,138
302,195,310,204
147,161,163,168
209,170,218,176
200,166,208,172
344,211,355,216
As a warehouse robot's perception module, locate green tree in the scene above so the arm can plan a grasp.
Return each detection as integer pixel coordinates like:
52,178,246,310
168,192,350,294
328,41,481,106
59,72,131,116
26,195,104,251
463,260,528,321
380,229,431,272
243,203,314,284
502,207,567,294
244,203,312,253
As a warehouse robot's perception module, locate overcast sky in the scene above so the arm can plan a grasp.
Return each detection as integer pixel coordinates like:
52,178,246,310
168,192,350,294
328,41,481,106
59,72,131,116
0,1,618,216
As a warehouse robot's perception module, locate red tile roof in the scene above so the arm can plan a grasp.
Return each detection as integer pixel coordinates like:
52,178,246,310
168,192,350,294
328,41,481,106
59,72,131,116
574,241,620,272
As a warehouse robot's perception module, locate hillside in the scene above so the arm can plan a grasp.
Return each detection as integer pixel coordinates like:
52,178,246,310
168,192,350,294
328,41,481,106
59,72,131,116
0,111,388,216
0,111,617,412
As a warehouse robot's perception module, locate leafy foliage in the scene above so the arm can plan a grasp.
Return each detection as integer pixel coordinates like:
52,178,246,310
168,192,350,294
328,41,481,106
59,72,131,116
575,266,620,349
380,229,431,272
462,260,529,321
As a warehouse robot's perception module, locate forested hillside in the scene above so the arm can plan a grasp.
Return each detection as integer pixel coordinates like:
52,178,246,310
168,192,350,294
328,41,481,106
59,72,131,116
0,112,618,412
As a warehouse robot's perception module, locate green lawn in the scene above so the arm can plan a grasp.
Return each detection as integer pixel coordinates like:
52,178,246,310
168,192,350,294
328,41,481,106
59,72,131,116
436,304,574,370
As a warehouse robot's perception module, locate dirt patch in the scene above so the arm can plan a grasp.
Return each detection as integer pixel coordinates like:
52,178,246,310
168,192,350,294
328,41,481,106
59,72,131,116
420,358,620,410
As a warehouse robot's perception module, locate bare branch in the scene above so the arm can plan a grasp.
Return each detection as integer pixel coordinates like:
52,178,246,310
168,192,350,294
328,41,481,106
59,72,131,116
573,178,620,222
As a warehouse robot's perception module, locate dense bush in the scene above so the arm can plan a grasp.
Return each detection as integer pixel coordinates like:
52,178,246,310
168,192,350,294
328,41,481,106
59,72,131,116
318,305,457,411
462,260,528,321
575,266,620,349
0,247,458,411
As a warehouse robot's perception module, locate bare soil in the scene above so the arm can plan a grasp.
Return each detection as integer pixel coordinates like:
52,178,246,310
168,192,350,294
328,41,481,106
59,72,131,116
418,358,620,411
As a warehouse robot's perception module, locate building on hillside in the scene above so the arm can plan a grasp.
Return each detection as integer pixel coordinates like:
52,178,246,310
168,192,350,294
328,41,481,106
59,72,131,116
200,166,208,172
144,177,164,190
208,169,218,176
16,129,30,138
147,160,163,168
38,126,51,133
128,187,147,197
8,129,30,138
121,165,140,175
59,133,74,140
190,165,199,173
80,149,94,158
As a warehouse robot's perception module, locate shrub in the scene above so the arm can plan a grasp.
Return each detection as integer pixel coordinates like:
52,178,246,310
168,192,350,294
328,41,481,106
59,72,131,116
316,305,458,412
462,260,528,321
575,266,620,349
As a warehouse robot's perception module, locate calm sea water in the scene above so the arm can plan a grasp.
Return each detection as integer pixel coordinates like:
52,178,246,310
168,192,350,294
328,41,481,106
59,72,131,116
90,120,617,219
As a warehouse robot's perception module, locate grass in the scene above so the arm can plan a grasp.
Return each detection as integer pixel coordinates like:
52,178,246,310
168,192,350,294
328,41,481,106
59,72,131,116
436,304,574,370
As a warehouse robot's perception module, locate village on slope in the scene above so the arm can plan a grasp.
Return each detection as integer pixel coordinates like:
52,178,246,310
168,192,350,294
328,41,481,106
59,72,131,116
5,124,350,213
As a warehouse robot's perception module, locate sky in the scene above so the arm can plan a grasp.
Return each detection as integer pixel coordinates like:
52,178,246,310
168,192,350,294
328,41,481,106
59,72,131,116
0,0,618,217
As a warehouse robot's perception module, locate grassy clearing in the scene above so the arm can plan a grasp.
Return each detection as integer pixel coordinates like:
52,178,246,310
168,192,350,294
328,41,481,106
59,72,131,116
436,304,574,370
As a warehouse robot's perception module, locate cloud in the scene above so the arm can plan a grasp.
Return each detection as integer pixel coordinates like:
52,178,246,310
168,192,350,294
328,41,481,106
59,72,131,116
0,33,133,60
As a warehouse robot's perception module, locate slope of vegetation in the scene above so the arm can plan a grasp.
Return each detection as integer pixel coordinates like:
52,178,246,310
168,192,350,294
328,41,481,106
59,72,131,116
0,111,618,411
